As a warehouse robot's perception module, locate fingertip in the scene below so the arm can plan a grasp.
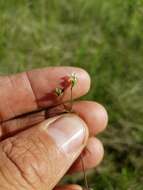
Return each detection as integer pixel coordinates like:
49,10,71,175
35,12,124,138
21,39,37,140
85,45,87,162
87,137,104,165
69,137,104,173
93,102,108,133
54,184,82,190
76,67,91,94
73,101,108,135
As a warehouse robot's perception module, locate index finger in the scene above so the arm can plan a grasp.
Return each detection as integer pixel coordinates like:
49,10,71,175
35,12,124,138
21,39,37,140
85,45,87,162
0,67,90,121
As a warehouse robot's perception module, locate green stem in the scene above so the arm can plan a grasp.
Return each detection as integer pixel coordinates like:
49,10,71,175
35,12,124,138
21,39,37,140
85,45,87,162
70,86,73,111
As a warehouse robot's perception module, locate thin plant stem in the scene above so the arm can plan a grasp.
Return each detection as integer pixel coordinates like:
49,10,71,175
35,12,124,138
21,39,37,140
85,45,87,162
81,155,89,190
70,85,90,190
70,86,73,111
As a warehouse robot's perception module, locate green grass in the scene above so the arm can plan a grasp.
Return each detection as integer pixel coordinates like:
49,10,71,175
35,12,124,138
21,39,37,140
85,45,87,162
0,0,143,189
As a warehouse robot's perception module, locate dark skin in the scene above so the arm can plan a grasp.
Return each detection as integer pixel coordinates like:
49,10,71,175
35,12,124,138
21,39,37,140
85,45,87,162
0,67,108,190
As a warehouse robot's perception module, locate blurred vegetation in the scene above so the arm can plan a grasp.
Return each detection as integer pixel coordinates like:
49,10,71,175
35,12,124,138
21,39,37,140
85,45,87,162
0,0,143,189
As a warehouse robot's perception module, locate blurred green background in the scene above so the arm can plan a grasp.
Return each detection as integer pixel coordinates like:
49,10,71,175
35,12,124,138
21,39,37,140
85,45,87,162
0,0,143,189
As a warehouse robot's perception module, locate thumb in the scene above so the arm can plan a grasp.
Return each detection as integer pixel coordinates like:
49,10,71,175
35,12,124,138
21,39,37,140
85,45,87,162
0,114,88,190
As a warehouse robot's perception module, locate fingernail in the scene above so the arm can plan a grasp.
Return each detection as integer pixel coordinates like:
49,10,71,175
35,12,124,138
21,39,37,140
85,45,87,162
46,114,87,154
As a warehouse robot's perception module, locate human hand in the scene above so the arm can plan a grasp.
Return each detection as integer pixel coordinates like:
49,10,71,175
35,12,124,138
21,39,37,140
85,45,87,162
0,67,108,190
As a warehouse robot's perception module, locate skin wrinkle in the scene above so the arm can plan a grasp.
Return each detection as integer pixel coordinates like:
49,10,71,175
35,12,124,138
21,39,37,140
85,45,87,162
8,132,56,189
0,164,27,190
27,136,48,185
30,164,46,186
0,99,11,122
25,71,38,109
34,136,51,179
0,72,38,122
33,134,66,187
0,139,34,190
7,76,18,119
0,162,16,190
4,151,35,190
23,148,46,188
6,137,33,157
34,136,58,186
0,76,14,122
36,133,58,159
2,137,44,189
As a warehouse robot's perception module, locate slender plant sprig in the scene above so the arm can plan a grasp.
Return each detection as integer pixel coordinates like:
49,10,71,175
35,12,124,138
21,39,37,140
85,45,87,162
68,72,77,111
55,72,78,112
81,155,90,190
55,73,90,190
